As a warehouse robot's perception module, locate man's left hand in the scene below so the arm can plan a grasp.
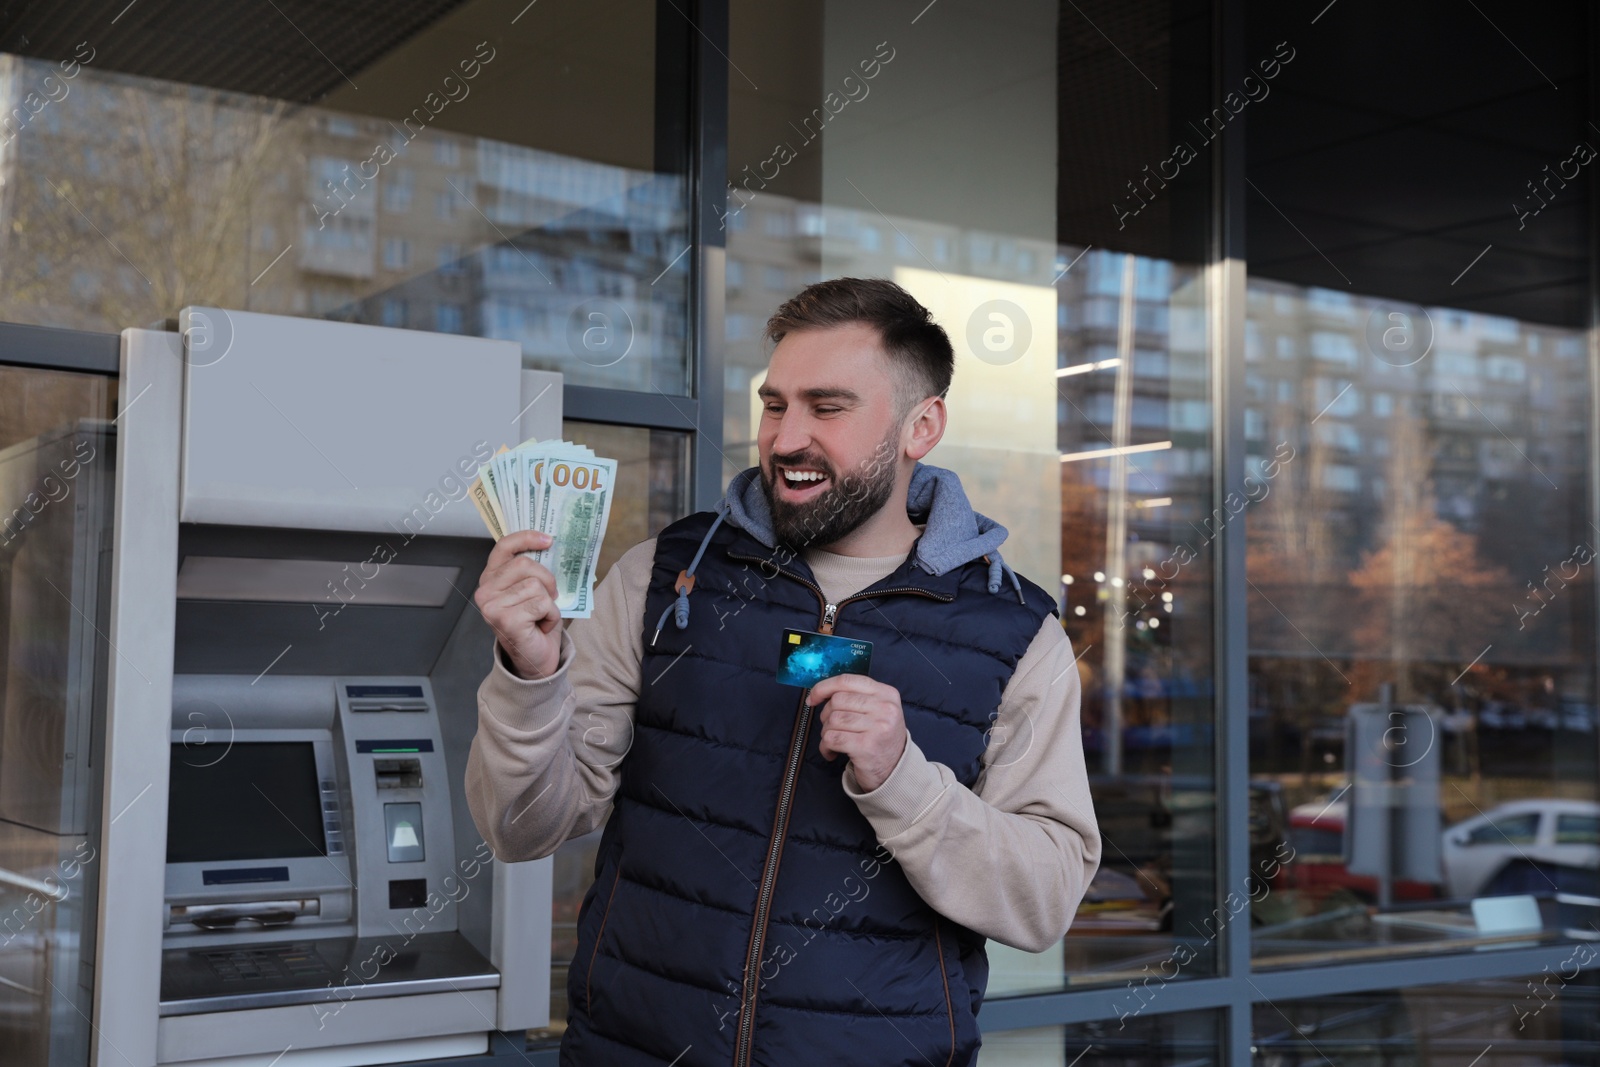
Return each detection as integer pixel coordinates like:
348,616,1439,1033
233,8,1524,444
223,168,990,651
808,674,907,792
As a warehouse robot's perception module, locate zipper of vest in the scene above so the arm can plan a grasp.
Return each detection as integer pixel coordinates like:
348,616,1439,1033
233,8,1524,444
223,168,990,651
724,552,953,1067
821,586,956,626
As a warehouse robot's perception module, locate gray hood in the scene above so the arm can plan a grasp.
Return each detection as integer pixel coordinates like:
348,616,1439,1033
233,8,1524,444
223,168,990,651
721,460,1024,599
652,460,1026,643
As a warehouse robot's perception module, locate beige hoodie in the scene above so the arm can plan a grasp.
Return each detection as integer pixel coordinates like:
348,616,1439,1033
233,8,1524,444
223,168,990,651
465,533,1102,953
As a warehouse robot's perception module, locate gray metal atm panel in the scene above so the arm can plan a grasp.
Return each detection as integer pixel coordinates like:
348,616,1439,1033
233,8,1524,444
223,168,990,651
158,931,496,1015
171,525,491,678
335,677,461,939
176,307,523,538
96,327,183,1067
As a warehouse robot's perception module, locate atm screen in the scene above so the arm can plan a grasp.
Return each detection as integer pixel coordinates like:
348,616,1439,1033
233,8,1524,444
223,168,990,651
167,742,328,863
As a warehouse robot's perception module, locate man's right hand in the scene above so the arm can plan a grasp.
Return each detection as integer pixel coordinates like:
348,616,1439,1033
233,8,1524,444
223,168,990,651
475,530,563,680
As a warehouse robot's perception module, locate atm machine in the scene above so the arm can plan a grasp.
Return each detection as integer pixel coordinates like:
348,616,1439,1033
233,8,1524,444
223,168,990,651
92,309,558,1067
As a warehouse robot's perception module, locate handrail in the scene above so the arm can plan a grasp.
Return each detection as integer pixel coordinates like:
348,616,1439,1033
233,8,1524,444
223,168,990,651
0,867,70,902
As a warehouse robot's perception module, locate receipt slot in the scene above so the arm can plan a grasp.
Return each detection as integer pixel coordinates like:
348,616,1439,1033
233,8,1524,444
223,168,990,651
93,310,561,1067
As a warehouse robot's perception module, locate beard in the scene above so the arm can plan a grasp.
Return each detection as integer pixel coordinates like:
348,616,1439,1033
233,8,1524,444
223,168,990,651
760,430,900,551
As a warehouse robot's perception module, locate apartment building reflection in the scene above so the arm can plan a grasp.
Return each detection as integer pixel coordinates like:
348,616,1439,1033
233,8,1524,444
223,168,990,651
0,58,690,393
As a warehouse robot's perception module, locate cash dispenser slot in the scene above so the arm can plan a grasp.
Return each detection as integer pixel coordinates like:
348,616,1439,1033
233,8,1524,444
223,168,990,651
374,757,423,789
347,685,429,713
170,899,322,930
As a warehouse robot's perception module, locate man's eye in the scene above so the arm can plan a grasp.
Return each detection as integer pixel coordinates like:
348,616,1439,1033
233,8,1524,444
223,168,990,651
815,407,841,415
764,405,784,414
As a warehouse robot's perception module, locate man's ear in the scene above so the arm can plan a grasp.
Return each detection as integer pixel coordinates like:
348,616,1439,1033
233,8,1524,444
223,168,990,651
905,396,945,461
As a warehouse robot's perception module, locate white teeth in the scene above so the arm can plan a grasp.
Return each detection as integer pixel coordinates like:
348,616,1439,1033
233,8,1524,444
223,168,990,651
784,470,826,483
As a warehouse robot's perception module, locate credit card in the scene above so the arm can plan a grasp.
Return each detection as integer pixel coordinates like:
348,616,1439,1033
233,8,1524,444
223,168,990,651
776,628,873,688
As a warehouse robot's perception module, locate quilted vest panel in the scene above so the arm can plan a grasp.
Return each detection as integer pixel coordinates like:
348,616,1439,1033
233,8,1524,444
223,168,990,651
560,510,1058,1067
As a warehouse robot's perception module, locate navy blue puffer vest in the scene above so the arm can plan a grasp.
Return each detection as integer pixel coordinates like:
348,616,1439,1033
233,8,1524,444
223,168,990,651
560,510,1058,1067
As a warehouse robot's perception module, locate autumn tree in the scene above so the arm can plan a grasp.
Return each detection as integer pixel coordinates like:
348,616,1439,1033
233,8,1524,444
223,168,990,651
1347,403,1513,702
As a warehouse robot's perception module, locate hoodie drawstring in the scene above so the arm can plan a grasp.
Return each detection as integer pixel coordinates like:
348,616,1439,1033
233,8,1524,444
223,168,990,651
987,553,1025,604
1002,558,1024,604
651,502,727,646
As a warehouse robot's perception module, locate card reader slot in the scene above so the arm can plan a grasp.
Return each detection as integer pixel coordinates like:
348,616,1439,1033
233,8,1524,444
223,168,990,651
350,701,428,712
374,757,422,789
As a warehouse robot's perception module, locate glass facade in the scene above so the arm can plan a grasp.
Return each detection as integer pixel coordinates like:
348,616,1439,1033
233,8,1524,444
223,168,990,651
1244,0,1599,970
0,0,1596,1064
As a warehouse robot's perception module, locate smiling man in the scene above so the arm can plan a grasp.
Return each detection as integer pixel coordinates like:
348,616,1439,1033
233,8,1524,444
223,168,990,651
466,277,1100,1067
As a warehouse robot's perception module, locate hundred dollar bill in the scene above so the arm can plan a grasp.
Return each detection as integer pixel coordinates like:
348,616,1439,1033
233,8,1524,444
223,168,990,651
491,448,521,535
524,440,595,566
522,444,550,563
469,445,510,539
535,454,616,618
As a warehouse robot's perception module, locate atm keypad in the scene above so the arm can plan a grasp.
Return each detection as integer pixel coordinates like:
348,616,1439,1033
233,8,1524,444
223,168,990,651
319,780,345,856
202,944,331,984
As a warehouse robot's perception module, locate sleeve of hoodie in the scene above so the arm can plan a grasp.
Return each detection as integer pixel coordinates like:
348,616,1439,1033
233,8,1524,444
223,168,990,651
841,618,1103,953
464,537,656,861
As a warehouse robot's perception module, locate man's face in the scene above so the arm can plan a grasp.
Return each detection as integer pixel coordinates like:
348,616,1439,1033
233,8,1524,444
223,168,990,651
756,323,906,550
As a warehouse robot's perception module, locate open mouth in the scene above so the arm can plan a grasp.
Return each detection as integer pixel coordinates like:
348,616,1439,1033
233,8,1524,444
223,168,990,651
777,465,831,501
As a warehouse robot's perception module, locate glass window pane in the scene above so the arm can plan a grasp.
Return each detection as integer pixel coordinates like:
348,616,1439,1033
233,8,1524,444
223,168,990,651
0,2,691,393
537,420,689,1042
0,365,117,1067
729,0,1217,993
1254,974,1600,1067
986,1010,1219,1067
1246,1,1598,965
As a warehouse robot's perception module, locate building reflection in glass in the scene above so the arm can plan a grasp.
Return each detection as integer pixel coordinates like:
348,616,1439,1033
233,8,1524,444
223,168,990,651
1246,281,1599,964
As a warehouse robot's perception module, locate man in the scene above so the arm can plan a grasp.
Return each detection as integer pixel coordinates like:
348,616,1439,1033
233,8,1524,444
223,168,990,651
466,277,1100,1066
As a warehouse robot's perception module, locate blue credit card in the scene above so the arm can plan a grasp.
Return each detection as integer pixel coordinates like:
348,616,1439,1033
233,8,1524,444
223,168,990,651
776,628,873,688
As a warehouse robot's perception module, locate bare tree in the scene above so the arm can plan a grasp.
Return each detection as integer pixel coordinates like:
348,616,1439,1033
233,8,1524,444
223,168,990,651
1,65,302,331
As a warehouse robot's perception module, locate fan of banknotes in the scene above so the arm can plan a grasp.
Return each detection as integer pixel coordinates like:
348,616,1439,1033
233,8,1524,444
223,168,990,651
469,439,617,619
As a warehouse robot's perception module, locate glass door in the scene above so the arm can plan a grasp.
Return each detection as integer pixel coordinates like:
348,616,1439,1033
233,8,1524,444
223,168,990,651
0,359,117,1067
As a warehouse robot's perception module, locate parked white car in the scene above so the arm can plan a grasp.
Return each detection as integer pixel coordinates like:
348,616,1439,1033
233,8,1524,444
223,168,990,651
1440,799,1600,899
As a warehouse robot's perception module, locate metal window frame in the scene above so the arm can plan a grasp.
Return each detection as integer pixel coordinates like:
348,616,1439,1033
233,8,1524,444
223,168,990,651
566,0,726,511
1214,0,1257,1057
0,321,119,373
686,0,729,514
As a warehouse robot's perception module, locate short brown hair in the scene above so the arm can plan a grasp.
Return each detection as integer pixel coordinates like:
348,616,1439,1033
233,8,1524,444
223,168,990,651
764,277,954,419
